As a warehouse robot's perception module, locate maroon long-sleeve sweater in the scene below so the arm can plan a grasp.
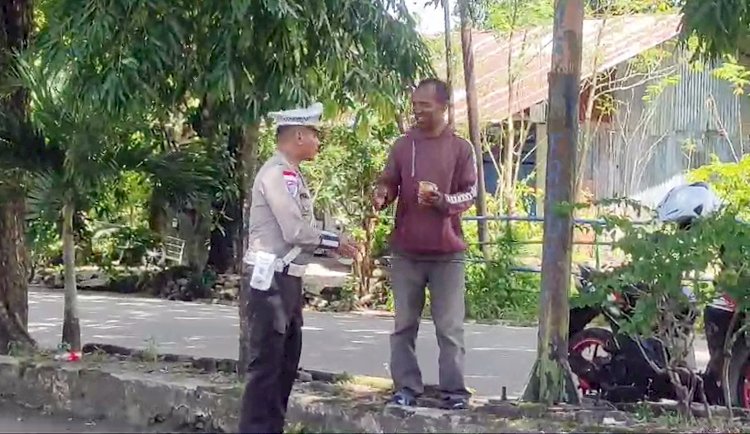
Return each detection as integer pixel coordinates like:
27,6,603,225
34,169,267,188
377,127,477,255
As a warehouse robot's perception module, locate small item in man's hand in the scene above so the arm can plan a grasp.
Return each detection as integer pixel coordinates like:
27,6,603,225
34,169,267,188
418,181,438,205
418,181,437,195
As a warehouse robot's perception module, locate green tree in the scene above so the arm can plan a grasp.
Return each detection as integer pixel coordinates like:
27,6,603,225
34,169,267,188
304,110,398,298
3,60,218,352
484,0,553,31
36,0,433,371
680,0,750,59
0,0,36,354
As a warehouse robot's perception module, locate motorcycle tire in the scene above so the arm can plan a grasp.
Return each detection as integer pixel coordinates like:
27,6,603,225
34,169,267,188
570,327,616,353
569,327,616,394
726,339,750,408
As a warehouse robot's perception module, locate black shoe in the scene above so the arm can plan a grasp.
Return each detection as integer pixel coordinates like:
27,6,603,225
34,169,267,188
442,396,469,410
389,389,417,407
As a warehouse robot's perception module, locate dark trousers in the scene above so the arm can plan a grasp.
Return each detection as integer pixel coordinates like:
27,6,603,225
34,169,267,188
239,271,303,434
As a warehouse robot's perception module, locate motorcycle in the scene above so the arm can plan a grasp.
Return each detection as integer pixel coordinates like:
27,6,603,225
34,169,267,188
701,295,750,407
567,265,750,407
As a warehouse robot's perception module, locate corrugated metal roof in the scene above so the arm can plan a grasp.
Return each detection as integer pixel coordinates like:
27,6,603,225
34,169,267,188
452,14,682,123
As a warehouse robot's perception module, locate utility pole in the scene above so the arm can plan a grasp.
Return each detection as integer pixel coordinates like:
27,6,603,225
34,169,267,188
443,0,455,128
458,0,489,257
522,0,584,404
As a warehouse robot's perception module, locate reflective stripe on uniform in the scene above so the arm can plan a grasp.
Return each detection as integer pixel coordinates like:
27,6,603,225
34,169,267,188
320,231,340,249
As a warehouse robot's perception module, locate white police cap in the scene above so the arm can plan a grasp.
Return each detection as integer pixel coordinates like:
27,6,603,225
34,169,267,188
268,102,323,129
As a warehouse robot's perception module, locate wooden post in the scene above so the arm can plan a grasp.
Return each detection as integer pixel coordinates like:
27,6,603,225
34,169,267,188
458,0,489,257
443,0,455,128
535,122,548,217
523,0,584,405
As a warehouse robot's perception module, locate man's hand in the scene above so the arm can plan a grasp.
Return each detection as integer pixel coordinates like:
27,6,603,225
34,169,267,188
336,234,359,259
372,185,389,211
418,189,443,207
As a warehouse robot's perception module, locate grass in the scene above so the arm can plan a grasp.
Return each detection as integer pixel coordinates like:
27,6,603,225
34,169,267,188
336,374,393,392
141,337,159,363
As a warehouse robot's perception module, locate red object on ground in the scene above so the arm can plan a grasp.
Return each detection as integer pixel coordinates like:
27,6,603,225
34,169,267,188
55,351,82,362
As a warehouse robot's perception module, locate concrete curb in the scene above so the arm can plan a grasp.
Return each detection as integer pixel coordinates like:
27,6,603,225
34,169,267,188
0,355,237,432
0,354,643,433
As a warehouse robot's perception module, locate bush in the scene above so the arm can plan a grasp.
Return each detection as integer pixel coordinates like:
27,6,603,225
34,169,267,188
690,155,750,216
137,265,215,301
575,202,750,416
107,273,141,294
27,218,63,274
464,229,541,322
90,224,161,267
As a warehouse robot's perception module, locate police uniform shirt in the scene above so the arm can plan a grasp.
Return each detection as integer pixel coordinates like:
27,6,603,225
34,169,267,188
244,102,340,272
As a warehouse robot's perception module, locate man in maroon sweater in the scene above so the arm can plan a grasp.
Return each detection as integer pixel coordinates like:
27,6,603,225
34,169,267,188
373,79,477,410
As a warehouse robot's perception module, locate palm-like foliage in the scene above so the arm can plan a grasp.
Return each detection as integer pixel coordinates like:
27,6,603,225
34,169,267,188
2,59,218,225
0,57,221,351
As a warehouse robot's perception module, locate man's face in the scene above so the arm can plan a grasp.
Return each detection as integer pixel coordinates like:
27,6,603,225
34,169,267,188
411,84,447,131
292,126,321,161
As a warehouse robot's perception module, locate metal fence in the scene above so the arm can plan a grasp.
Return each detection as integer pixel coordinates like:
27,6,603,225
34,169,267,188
460,214,715,283
461,214,636,273
378,214,633,269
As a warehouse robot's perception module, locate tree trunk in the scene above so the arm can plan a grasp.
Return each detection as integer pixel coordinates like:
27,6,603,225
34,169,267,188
459,0,489,258
61,196,81,352
502,24,517,215
239,121,261,379
207,217,238,273
148,195,169,235
502,119,516,213
207,126,243,274
177,204,211,273
574,20,606,202
443,0,455,129
0,192,35,354
0,0,35,355
523,0,583,405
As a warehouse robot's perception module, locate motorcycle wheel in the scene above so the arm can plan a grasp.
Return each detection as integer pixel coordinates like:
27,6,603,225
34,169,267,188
569,327,615,395
727,342,750,408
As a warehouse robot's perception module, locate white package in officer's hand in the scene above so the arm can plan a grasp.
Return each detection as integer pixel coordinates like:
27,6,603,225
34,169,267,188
250,251,277,291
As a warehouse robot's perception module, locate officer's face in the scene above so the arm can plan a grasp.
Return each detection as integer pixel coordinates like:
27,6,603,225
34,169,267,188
412,84,447,131
294,127,320,161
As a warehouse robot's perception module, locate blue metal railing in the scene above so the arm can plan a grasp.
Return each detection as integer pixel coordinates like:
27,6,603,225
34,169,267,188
455,214,715,283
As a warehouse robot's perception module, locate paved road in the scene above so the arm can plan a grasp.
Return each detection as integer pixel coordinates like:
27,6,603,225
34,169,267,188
28,290,710,397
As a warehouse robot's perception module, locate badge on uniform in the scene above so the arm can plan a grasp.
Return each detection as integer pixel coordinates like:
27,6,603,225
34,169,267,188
283,170,299,197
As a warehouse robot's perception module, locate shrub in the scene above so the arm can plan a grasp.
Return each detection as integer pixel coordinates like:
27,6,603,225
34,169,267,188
576,202,750,417
107,273,141,294
27,218,63,273
690,155,750,216
464,228,541,322
90,224,161,267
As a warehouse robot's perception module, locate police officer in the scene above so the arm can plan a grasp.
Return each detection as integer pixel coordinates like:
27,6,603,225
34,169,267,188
239,102,358,434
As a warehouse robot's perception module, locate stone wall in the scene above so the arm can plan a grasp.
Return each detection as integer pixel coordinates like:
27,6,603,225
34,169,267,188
0,354,646,433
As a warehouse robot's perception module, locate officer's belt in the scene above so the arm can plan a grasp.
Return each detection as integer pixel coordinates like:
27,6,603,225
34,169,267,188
245,247,306,278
